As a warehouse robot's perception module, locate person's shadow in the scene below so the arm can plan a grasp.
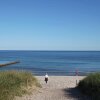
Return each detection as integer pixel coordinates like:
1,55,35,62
63,87,93,100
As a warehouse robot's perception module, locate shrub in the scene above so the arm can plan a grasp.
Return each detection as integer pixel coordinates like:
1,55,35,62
77,72,100,100
0,70,41,100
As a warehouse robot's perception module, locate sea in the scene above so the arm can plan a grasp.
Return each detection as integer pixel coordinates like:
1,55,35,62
0,50,100,76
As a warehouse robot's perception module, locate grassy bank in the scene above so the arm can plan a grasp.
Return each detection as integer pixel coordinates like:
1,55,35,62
77,72,100,100
0,71,41,100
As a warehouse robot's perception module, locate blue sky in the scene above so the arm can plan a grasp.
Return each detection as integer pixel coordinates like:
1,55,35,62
0,0,100,50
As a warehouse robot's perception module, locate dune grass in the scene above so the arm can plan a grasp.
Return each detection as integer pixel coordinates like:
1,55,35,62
0,70,41,100
77,72,100,100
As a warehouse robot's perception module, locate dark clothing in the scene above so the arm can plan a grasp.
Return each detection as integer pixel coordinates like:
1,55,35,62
45,77,48,83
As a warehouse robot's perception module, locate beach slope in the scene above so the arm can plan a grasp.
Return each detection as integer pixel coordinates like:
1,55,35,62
16,76,90,100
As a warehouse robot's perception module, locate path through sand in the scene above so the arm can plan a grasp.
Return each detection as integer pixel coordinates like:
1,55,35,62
16,76,90,100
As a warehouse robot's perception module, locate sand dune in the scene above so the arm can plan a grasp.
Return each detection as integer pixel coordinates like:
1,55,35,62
16,76,90,100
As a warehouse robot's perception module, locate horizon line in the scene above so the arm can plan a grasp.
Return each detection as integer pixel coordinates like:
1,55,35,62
0,50,100,52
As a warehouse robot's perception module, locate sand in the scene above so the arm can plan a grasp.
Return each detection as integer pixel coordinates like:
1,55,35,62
16,76,90,100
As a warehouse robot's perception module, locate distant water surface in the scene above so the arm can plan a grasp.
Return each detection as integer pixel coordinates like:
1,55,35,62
0,51,100,75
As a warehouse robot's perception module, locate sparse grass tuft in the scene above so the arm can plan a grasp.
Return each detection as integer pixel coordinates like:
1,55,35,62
0,70,41,100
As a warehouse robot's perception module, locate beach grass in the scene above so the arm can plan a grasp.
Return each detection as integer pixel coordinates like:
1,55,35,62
77,72,100,100
0,70,41,100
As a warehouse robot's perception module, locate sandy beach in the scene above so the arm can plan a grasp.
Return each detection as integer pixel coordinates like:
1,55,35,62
16,76,90,100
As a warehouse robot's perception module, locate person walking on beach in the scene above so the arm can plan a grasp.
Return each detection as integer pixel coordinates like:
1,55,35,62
75,69,78,85
45,73,48,84
75,69,78,76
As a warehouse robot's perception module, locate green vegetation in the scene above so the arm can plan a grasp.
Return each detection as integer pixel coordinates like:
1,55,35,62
77,72,100,100
0,70,41,100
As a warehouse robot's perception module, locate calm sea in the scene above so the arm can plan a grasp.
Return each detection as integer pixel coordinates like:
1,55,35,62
0,51,100,75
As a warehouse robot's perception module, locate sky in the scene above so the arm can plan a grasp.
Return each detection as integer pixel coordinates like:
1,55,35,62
0,0,100,50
